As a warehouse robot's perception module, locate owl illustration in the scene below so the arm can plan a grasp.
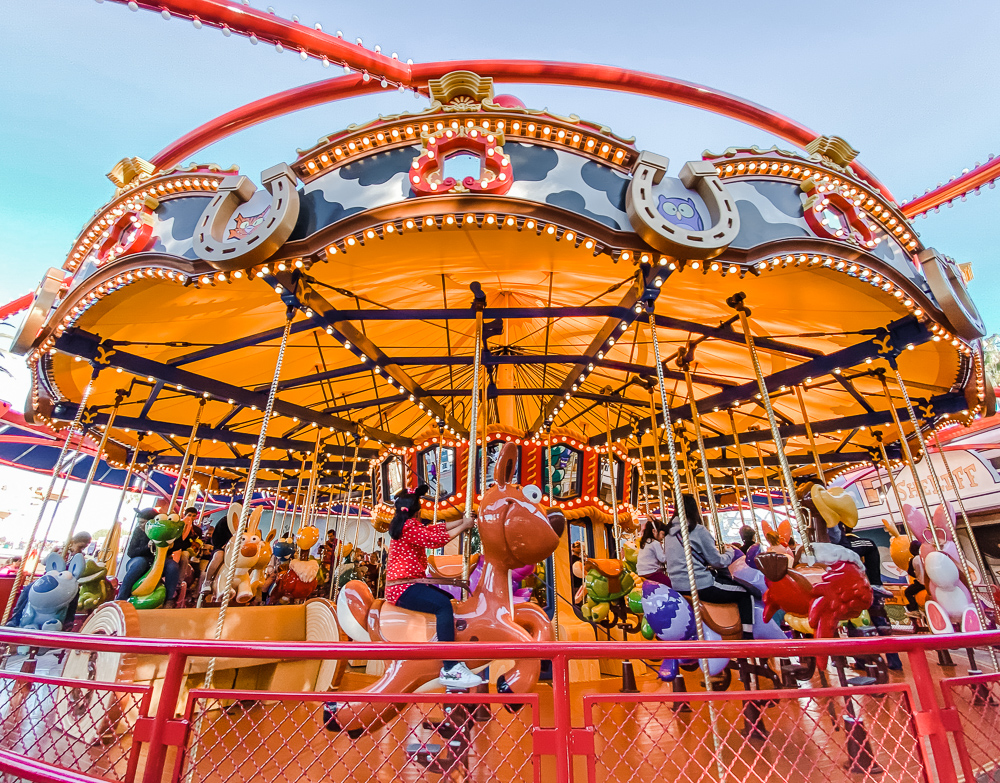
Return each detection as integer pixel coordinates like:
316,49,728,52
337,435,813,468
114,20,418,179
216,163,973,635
656,195,703,230
227,205,271,240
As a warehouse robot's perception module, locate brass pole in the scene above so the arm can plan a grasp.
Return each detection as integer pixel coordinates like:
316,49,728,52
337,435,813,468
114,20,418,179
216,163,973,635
730,297,811,558
62,389,126,558
728,409,765,545
795,385,826,483
682,368,724,547
878,375,942,549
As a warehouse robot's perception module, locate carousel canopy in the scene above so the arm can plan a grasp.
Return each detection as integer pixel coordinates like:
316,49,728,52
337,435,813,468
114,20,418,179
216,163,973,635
10,67,992,510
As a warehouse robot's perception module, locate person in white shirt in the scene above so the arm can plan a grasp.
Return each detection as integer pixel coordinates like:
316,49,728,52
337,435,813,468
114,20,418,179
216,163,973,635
636,518,671,586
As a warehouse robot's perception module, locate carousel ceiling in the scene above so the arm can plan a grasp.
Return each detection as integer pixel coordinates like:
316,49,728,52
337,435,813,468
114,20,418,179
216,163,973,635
11,68,992,503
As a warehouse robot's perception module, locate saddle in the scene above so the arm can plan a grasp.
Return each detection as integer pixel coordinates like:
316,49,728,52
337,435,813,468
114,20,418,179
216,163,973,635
578,557,627,595
367,598,439,643
680,595,742,640
427,553,480,580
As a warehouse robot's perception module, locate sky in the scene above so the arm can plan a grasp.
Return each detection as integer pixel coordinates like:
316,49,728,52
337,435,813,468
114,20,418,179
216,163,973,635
1,0,999,333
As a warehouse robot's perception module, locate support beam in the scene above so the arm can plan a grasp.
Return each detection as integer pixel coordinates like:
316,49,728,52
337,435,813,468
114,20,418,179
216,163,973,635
631,390,969,456
531,266,664,432
604,315,932,444
274,273,466,435
54,328,409,447
72,413,379,458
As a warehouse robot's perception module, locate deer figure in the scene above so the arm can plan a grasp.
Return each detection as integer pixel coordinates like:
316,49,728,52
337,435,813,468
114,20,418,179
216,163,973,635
328,442,565,735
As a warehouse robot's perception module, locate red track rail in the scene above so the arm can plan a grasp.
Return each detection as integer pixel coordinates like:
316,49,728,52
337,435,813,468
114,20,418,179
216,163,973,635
901,156,1000,218
110,0,896,202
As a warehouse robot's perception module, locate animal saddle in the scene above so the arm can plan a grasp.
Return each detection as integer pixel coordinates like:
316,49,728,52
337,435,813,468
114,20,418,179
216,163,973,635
367,598,440,644
680,595,742,640
582,557,626,595
426,553,480,581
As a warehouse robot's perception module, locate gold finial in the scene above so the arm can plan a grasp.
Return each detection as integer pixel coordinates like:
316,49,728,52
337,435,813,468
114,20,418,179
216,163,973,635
805,136,859,169
426,71,494,106
107,156,156,189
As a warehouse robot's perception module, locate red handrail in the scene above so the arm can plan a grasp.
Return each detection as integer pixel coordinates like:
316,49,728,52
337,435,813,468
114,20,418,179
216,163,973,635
0,626,996,660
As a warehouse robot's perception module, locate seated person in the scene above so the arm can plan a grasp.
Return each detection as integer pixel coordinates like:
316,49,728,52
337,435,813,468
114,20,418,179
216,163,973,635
116,508,180,605
201,513,234,594
737,525,757,554
636,518,671,586
0,556,22,576
385,484,478,688
67,531,92,557
663,494,754,637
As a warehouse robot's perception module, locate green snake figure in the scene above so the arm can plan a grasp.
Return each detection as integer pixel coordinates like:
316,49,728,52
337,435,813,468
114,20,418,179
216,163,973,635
129,513,183,610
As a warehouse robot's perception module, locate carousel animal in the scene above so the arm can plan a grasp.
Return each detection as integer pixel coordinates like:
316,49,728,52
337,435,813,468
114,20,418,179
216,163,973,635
213,506,268,604
130,513,184,610
328,443,565,735
884,518,928,612
757,482,872,667
76,556,114,611
640,577,786,681
269,525,321,604
6,553,86,631
900,502,980,633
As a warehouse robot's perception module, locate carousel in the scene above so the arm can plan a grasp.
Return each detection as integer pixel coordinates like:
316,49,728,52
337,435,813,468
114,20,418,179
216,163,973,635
2,3,999,782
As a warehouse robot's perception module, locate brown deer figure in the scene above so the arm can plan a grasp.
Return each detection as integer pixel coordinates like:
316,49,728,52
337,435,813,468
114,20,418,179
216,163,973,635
328,442,565,735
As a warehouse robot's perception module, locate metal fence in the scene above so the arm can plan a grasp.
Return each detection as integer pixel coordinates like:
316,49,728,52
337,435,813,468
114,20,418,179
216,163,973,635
0,629,998,783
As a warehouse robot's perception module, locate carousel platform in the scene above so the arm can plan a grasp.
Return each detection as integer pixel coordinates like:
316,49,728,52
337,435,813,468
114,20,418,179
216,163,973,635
0,630,997,783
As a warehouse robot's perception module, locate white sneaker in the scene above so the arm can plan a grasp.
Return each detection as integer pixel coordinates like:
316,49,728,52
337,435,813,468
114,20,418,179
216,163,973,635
439,662,483,690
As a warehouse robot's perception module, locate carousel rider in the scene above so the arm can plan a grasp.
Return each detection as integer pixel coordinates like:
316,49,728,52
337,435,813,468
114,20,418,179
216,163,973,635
663,494,755,637
117,508,179,604
384,484,480,688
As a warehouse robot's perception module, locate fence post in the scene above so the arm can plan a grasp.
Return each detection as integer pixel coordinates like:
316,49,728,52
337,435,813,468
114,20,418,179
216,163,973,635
907,648,960,783
142,650,187,783
551,653,572,783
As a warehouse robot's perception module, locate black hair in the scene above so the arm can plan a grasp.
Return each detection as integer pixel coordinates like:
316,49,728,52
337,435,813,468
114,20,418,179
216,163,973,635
674,494,704,533
639,518,667,549
739,525,756,546
388,484,430,540
184,507,198,516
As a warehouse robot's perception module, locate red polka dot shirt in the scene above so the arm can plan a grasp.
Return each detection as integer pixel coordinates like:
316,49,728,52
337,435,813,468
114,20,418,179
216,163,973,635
385,518,450,604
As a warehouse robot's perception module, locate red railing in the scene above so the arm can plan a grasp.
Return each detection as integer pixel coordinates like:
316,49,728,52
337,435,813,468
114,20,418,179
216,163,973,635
0,629,997,783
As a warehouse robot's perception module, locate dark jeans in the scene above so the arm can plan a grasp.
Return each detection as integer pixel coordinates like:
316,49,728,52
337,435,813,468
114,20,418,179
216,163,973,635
904,582,925,611
682,576,754,628
116,556,180,601
396,583,457,668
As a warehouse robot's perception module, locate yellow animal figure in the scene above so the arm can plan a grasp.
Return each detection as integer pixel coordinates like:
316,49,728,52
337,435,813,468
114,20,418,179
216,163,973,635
214,505,267,604
883,518,928,612
250,528,277,599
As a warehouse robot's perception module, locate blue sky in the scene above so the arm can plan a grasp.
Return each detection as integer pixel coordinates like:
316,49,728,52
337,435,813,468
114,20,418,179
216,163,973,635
2,1,999,332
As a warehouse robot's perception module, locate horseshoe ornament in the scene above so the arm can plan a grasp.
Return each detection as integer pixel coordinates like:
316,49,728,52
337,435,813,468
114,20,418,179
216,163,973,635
11,267,64,356
626,151,740,260
193,163,300,271
918,248,986,341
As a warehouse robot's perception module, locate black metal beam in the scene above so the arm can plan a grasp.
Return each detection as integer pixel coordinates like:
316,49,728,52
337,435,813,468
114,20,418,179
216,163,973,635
603,315,932,445
77,413,380,458
275,273,466,435
54,328,409,447
531,267,664,432
630,390,969,457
